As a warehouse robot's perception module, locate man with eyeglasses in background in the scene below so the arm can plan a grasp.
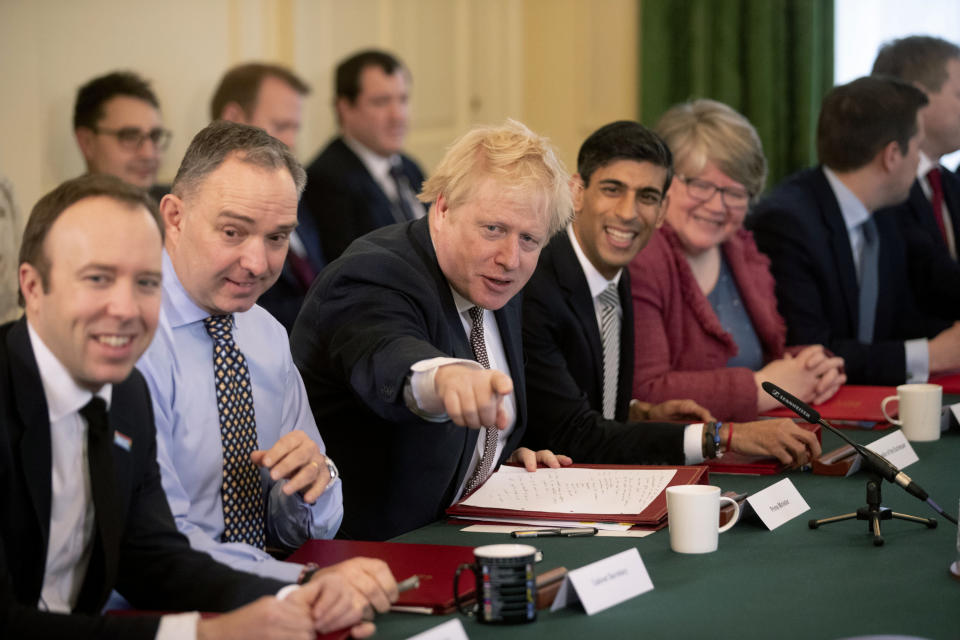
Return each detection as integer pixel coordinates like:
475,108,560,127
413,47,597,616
73,71,172,202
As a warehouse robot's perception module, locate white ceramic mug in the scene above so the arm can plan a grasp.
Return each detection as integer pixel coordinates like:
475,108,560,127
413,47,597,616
666,485,740,554
880,383,942,442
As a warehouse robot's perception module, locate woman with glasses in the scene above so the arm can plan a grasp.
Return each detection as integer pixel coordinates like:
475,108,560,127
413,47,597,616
629,100,846,421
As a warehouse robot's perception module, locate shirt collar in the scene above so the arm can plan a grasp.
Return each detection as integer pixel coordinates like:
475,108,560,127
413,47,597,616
161,250,218,329
449,286,475,315
823,167,872,233
566,225,621,298
27,320,111,423
917,151,937,179
343,135,398,185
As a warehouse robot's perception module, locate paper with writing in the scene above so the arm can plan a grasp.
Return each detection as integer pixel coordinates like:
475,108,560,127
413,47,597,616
460,466,676,515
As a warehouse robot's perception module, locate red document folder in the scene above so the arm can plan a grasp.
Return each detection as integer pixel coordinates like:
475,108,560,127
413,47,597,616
929,372,960,393
761,385,895,422
287,540,475,614
444,464,708,527
707,424,821,475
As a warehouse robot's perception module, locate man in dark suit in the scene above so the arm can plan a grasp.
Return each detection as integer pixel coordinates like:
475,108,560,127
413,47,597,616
301,50,426,262
291,121,572,541
749,76,960,386
873,36,960,261
523,121,821,466
1,174,374,639
210,63,325,332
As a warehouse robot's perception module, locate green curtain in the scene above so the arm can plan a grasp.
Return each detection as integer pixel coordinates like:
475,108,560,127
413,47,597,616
639,0,834,192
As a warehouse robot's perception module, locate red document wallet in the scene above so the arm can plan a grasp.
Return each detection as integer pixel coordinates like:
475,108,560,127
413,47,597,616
288,539,476,614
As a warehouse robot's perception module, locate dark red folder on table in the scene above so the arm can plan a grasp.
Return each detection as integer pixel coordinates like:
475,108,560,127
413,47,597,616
707,423,821,475
762,385,894,422
930,372,960,394
445,464,708,527
288,540,475,614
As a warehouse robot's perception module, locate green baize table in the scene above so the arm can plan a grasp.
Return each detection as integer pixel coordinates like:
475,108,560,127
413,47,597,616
372,428,959,639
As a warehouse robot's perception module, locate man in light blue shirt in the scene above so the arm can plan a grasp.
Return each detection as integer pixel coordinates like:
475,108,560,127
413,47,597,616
138,122,394,605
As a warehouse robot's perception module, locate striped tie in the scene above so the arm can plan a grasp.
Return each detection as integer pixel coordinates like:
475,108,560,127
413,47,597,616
464,306,499,494
203,315,266,548
598,283,621,420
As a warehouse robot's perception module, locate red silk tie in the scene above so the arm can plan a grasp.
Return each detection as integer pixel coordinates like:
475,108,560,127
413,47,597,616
926,167,948,246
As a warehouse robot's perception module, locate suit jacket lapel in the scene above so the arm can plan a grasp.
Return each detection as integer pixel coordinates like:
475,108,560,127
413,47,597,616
553,233,605,402
616,270,634,422
813,168,860,335
495,297,526,458
939,166,960,248
336,137,400,229
8,320,53,560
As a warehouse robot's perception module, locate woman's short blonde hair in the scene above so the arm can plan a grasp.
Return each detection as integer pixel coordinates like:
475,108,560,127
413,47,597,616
655,99,767,198
418,119,573,236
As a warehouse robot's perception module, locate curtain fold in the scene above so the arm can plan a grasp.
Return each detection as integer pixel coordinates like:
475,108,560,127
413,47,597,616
639,0,834,191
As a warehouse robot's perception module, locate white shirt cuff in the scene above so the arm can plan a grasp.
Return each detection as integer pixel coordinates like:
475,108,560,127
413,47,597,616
276,583,301,601
683,423,705,464
157,612,200,640
407,357,483,417
904,339,930,383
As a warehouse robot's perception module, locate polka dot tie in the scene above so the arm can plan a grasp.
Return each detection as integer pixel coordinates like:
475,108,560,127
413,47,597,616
464,306,499,494
203,314,265,549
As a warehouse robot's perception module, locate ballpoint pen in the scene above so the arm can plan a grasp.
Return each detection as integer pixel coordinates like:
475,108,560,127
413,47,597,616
511,527,598,538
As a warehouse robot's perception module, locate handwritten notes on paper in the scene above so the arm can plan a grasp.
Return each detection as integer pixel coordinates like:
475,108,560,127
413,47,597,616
460,466,676,515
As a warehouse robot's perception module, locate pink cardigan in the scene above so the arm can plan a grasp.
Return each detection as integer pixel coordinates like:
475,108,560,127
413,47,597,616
629,225,787,421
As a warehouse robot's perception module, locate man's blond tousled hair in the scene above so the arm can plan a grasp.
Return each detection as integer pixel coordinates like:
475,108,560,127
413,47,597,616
418,119,573,235
655,99,768,199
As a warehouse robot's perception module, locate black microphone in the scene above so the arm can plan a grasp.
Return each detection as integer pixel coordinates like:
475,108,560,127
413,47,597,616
761,382,929,502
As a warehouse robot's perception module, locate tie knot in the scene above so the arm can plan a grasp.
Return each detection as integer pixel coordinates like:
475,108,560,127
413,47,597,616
203,315,235,343
468,305,485,327
598,282,620,309
927,166,942,185
80,397,109,436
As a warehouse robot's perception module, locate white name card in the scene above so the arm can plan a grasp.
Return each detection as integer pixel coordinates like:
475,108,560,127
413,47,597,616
946,402,960,431
550,548,653,616
406,618,469,640
746,478,810,531
865,430,918,470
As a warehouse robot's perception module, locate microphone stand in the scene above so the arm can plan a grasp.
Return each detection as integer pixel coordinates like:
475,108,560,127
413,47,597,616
808,472,935,547
762,382,938,546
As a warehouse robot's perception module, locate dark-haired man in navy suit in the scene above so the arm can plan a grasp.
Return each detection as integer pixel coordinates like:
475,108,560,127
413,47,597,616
749,76,960,386
302,50,426,263
523,121,820,467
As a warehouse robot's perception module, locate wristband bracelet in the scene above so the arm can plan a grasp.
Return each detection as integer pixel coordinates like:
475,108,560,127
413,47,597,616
298,562,320,585
725,422,734,453
712,421,722,459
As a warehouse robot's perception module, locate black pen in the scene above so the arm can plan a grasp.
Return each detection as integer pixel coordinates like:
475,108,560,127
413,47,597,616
511,527,598,538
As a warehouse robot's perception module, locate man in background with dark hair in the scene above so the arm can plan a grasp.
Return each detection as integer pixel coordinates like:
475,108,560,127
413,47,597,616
749,76,960,386
872,36,960,262
301,49,426,262
522,121,820,467
211,62,323,332
73,71,172,201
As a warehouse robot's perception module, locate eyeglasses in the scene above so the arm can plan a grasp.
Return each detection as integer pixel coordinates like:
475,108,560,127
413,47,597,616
680,176,750,210
94,126,172,151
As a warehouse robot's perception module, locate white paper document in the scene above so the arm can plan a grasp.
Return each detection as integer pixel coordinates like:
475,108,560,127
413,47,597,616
460,466,676,515
449,515,634,531
460,524,656,538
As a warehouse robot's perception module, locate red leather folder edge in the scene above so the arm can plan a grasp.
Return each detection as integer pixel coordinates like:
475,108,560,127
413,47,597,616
287,539,476,614
445,464,709,526
762,385,895,422
929,372,960,394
